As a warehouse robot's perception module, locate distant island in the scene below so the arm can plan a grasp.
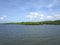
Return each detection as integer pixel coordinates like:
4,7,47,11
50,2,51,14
5,20,60,25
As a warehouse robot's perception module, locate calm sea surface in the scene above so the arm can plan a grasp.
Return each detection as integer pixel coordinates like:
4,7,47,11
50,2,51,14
0,24,60,45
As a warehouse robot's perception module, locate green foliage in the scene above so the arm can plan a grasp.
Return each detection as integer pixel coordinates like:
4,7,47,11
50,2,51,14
5,20,60,25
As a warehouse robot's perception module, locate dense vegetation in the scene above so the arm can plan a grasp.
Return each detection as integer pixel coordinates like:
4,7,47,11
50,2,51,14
5,20,60,25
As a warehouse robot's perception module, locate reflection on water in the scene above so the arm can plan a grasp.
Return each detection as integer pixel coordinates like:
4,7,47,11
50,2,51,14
0,24,60,45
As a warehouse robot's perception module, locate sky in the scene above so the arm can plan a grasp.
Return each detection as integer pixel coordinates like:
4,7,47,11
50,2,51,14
0,0,60,23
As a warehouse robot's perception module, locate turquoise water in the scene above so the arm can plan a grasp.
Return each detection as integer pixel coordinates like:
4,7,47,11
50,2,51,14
0,24,60,45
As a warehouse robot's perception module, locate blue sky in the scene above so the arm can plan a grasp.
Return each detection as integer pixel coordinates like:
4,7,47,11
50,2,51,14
0,0,60,23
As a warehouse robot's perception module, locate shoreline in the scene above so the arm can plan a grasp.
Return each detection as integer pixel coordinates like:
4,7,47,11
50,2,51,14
4,20,60,25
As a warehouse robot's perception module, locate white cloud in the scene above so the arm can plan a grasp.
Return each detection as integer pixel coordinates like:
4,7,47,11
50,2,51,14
54,14,60,18
26,13,38,20
3,16,7,18
0,17,4,20
26,12,38,20
0,16,7,20
39,14,44,17
26,15,33,20
30,12,39,16
26,12,60,21
40,17,44,20
46,16,53,18
39,14,45,20
26,12,45,20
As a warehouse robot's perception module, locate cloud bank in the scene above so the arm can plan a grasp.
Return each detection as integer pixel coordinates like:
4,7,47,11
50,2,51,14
0,16,7,20
26,12,60,21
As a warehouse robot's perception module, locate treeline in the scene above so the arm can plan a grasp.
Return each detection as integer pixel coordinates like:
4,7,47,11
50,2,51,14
5,20,60,25
41,20,60,25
